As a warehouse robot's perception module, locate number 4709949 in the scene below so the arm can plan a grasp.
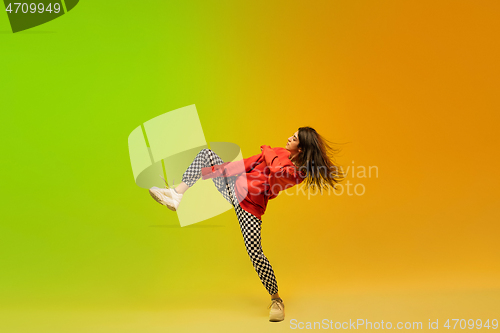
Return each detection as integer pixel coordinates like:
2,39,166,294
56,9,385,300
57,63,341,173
5,3,61,14
444,319,498,329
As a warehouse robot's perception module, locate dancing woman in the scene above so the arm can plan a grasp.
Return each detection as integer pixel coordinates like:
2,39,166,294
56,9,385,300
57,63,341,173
149,126,345,322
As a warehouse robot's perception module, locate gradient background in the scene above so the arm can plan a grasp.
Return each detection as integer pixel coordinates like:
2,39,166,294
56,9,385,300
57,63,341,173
1,1,499,332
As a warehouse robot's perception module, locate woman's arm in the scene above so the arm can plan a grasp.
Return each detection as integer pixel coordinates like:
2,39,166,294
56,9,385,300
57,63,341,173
201,152,262,179
224,152,261,177
260,145,282,170
261,145,304,195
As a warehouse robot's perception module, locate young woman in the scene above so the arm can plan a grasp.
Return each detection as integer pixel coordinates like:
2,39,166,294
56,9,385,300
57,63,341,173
149,126,345,322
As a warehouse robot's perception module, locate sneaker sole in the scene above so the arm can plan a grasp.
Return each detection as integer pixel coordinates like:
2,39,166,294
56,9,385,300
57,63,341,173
149,189,177,211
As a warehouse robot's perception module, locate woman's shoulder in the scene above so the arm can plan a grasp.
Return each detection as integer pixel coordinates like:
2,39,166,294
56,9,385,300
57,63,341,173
272,147,297,167
261,145,295,167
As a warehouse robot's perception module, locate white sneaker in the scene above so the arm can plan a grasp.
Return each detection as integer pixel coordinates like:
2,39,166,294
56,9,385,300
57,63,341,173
269,298,285,322
149,187,183,211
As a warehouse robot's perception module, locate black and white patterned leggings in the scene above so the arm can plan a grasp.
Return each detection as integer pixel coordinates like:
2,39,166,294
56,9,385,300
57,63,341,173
181,148,279,296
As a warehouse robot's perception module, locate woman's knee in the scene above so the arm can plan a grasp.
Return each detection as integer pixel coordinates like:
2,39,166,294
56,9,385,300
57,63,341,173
197,148,214,162
200,148,212,154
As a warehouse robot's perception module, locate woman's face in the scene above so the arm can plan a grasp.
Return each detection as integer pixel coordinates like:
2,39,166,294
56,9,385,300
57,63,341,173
286,130,300,154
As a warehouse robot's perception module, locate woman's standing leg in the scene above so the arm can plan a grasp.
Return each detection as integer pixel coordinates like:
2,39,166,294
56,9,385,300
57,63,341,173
233,203,285,320
234,204,285,322
233,204,279,296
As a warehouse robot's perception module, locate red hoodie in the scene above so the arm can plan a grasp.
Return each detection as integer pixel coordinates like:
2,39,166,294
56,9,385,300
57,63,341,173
201,145,306,219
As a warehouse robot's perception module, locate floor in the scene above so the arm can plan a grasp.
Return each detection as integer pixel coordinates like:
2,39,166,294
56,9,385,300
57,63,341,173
1,288,497,332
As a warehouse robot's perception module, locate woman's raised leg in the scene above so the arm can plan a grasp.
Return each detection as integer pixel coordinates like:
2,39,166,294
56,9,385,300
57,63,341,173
177,148,238,206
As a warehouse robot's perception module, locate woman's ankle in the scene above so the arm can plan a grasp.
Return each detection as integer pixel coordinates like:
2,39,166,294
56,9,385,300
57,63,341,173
174,182,189,195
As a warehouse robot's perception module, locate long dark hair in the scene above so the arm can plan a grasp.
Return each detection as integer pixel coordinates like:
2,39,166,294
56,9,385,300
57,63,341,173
293,126,346,192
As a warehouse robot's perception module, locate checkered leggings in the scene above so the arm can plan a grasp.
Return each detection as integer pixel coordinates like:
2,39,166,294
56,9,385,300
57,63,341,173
182,148,279,295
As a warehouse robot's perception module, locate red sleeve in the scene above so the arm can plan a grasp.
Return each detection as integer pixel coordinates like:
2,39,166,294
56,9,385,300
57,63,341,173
260,145,281,171
201,162,230,179
201,152,263,179
223,152,262,177
261,145,304,195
